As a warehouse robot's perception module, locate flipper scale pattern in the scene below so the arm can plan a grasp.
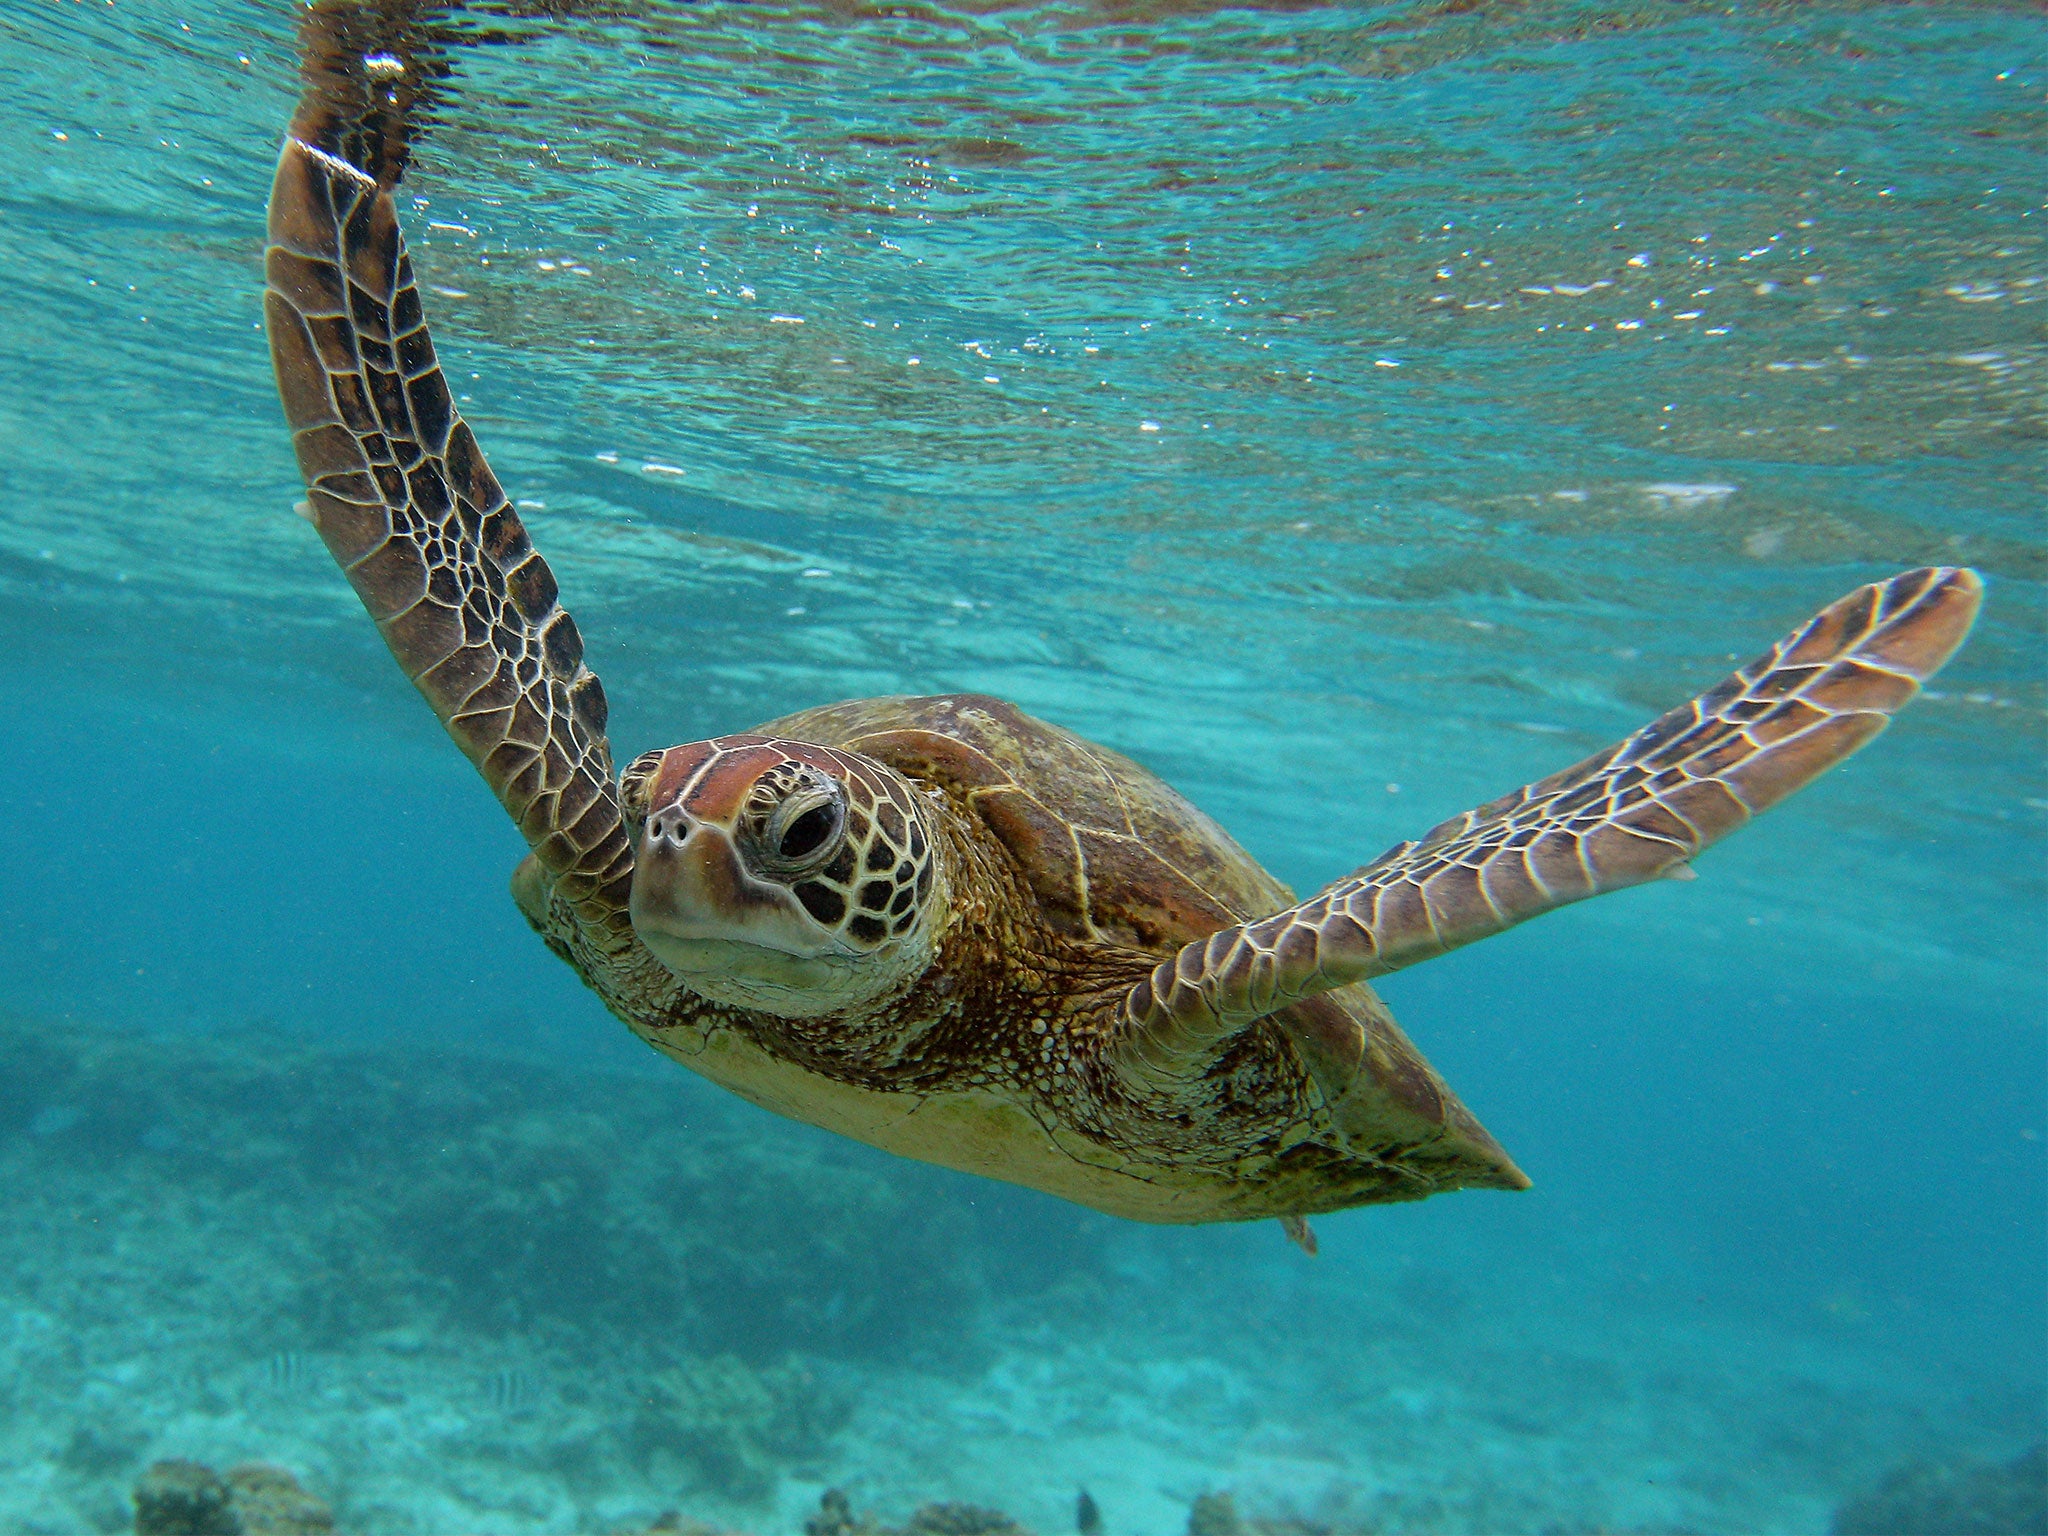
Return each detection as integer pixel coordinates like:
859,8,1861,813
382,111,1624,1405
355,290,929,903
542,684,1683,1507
265,130,632,937
1116,567,1982,1082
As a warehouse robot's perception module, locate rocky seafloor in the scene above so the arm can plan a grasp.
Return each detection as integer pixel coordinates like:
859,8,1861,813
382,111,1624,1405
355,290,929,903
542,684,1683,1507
0,1010,2038,1535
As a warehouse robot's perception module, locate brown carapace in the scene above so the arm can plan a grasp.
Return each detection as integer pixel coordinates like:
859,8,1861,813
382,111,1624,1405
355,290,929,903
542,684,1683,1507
264,4,1983,1238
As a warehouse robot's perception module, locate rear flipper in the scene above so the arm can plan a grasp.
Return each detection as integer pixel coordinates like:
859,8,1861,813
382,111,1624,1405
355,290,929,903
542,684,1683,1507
1115,567,1983,1084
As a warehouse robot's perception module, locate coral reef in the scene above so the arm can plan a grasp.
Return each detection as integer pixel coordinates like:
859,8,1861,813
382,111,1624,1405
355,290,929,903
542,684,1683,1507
803,1488,1031,1536
217,1465,336,1536
132,1460,333,1536
1183,1491,1373,1536
1186,1492,1249,1536
5,1012,2035,1536
0,1009,1089,1368
0,1009,1108,1530
133,1461,235,1536
608,1512,750,1536
626,1355,847,1500
1832,1442,2048,1536
894,1506,1030,1536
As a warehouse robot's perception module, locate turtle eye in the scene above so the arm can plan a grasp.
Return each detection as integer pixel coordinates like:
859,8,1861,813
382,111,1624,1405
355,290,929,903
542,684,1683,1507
751,774,846,878
778,803,837,861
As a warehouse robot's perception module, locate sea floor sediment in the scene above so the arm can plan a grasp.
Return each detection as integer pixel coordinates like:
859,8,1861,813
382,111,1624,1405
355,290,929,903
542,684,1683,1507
0,1012,2035,1536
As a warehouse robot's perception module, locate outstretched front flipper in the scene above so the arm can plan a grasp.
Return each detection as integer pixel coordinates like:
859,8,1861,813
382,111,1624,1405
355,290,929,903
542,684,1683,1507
1114,567,1982,1085
264,5,633,943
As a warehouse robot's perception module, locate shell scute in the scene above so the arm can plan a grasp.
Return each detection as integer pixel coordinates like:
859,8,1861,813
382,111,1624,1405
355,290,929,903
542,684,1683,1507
972,787,1089,935
759,692,1292,955
1072,826,1242,951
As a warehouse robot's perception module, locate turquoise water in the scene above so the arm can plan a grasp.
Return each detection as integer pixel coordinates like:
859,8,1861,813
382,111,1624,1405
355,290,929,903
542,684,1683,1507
2,1,2044,1532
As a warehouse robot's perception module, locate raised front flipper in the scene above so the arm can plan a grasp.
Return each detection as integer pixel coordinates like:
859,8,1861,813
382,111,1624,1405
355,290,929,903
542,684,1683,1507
265,7,633,943
1114,567,1982,1086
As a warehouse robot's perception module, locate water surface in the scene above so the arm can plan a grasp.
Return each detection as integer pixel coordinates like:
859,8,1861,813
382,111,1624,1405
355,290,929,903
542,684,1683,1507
1,3,2042,1532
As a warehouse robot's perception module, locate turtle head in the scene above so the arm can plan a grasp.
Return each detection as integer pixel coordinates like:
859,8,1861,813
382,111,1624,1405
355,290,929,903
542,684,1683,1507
621,736,949,1018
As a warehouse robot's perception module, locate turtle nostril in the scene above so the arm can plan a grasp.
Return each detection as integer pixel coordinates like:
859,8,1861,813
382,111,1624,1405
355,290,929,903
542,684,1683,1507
649,810,693,846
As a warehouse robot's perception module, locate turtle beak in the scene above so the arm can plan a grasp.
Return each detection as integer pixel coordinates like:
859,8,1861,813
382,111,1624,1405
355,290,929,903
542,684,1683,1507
630,793,844,964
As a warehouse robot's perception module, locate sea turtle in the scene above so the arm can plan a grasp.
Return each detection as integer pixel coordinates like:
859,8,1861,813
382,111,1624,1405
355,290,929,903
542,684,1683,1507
261,20,1981,1237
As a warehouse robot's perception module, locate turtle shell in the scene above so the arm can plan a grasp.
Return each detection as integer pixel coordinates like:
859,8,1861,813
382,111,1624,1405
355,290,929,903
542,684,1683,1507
755,692,1527,1208
756,691,1291,952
